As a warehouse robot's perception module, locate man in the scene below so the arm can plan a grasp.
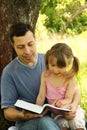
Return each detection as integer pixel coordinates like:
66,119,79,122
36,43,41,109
1,22,61,130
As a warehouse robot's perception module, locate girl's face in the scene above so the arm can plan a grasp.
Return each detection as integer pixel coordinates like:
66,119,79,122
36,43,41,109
48,56,66,75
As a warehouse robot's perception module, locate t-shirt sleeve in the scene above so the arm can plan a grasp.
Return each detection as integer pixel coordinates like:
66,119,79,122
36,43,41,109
1,68,18,109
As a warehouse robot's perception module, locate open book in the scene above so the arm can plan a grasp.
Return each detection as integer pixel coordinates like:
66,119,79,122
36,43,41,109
14,99,71,114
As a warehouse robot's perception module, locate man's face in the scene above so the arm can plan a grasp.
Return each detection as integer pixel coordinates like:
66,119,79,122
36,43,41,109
13,31,37,66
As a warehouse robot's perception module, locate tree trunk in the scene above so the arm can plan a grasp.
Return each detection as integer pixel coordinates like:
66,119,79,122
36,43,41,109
0,0,41,76
0,0,41,129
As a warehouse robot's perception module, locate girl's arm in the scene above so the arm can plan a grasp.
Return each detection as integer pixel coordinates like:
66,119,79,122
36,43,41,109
64,77,76,104
62,87,81,120
36,71,46,105
56,77,77,108
69,87,81,111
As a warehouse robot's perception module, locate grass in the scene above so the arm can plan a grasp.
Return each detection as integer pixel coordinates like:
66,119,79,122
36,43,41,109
36,31,87,118
77,63,87,118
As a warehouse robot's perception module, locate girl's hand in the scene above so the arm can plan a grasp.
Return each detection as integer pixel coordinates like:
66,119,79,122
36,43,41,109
62,110,76,120
56,99,63,107
61,103,77,120
53,99,69,108
52,99,63,107
68,103,77,112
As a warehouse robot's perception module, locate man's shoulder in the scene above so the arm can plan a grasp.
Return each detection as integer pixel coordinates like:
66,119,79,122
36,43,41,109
38,53,44,57
37,53,45,69
38,53,45,62
2,58,18,72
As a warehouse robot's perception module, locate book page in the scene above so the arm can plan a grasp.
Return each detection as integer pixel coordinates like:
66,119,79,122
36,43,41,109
43,104,71,112
15,100,71,114
15,100,43,114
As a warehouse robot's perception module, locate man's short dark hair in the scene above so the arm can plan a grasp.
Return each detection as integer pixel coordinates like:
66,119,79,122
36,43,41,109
10,22,34,43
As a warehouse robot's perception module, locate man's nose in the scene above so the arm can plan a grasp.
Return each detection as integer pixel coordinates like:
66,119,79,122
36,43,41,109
24,46,30,54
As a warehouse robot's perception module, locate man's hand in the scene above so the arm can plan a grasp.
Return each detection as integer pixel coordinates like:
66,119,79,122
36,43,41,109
41,107,51,116
22,107,51,120
22,109,43,120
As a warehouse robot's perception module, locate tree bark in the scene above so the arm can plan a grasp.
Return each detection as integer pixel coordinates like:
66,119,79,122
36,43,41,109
0,0,41,76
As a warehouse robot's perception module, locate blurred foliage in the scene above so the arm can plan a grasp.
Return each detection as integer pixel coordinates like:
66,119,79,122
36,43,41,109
40,0,87,35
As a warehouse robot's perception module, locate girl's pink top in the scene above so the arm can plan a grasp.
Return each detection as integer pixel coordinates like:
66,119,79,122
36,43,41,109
46,76,67,114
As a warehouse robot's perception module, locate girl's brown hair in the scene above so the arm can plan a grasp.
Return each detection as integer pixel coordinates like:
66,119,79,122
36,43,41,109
45,43,79,80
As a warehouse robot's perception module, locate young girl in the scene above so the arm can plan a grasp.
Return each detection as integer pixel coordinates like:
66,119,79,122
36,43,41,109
36,43,86,130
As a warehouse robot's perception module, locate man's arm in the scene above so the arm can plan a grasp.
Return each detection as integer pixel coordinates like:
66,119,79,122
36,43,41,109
4,107,43,121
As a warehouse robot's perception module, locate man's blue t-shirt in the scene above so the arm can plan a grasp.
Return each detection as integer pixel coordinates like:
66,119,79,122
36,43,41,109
1,53,45,109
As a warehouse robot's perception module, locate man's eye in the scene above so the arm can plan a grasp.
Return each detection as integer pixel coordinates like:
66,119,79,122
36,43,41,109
28,42,34,46
29,44,33,46
17,46,24,49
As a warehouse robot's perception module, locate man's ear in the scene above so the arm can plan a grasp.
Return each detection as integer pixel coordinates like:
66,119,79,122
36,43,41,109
11,43,14,48
11,44,17,59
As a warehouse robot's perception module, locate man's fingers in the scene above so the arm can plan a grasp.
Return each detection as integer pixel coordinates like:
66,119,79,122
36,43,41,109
22,109,42,119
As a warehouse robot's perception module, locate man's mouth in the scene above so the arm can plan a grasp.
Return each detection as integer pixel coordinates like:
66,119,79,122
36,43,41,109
23,55,33,60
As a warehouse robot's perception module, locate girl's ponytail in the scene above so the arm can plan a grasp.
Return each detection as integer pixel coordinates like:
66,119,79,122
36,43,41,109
72,56,79,75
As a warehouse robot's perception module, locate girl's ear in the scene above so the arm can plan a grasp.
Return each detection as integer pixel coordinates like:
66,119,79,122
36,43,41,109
66,58,73,72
